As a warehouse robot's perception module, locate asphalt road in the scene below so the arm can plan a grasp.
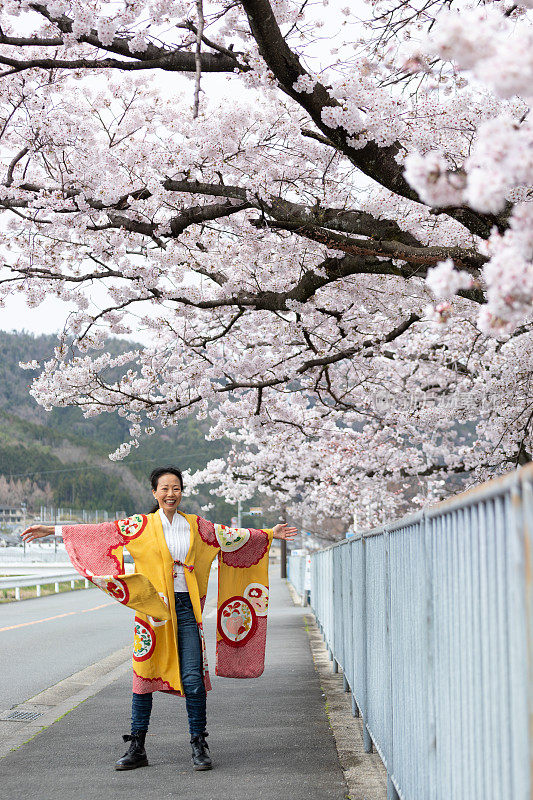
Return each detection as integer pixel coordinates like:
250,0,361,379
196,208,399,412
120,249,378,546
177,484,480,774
0,587,133,710
0,574,347,800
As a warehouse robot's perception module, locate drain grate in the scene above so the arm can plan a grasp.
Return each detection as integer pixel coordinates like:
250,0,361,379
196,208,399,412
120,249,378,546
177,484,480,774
0,709,44,722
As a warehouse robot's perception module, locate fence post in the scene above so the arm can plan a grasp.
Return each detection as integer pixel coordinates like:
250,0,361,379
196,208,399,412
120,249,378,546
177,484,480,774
54,581,60,593
361,531,372,753
385,527,398,797
513,474,531,798
36,583,41,597
424,509,437,800
352,695,359,717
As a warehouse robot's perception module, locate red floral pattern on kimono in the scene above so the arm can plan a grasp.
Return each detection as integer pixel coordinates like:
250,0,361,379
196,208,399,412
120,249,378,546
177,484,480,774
216,617,268,678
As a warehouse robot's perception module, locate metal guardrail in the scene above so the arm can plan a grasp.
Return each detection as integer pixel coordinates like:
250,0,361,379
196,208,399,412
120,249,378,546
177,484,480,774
0,572,88,599
0,563,75,573
0,548,71,563
291,463,533,800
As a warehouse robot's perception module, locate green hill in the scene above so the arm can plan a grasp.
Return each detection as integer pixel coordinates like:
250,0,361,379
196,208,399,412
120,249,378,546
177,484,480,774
0,331,236,522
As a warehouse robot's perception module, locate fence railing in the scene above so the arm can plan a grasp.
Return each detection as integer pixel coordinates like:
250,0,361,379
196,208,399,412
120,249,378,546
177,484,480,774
0,571,88,599
0,548,71,563
287,551,310,603
291,463,533,800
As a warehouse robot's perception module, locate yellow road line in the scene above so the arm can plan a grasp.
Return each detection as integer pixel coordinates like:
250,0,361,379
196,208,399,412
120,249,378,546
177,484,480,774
0,601,115,632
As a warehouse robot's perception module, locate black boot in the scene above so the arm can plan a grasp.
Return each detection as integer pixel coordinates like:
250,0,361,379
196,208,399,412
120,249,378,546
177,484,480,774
190,731,212,770
115,732,149,770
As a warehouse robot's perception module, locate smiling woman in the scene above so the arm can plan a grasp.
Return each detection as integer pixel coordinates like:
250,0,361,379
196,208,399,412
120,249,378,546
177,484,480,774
21,464,297,773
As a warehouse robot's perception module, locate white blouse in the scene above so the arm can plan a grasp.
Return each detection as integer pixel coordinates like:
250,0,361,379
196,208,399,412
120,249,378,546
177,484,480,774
55,509,192,593
158,508,191,593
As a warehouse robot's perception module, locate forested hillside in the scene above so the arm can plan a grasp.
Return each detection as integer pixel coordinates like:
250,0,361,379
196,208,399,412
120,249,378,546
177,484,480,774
0,331,235,521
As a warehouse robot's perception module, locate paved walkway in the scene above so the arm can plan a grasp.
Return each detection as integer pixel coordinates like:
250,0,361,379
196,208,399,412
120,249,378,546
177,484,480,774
0,575,348,800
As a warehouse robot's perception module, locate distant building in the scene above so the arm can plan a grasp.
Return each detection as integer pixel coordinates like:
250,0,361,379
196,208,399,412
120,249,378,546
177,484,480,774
0,506,24,524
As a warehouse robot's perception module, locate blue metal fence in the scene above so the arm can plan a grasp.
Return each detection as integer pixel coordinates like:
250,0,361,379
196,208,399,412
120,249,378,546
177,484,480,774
290,463,533,800
287,551,307,599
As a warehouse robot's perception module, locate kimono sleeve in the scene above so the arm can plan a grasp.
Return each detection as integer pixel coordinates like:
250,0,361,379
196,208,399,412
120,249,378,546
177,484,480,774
62,514,170,620
199,519,274,679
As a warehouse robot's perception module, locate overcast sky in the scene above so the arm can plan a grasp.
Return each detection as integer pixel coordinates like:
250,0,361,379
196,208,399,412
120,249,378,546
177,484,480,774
1,294,72,335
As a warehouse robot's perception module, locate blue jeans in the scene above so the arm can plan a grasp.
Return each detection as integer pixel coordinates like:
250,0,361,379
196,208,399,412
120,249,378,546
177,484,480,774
131,592,207,737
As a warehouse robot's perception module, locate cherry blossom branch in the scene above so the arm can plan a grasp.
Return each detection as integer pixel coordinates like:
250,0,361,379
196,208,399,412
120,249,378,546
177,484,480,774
240,0,508,239
5,146,30,187
214,312,422,392
23,2,247,73
251,217,486,275
11,176,425,249
229,459,470,494
0,178,485,296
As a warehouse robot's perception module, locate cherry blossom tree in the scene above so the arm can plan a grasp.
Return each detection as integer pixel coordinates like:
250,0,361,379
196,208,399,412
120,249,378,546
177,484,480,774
0,0,530,526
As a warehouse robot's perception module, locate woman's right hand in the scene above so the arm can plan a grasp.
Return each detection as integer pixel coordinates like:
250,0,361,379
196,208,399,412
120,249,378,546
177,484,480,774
20,524,55,543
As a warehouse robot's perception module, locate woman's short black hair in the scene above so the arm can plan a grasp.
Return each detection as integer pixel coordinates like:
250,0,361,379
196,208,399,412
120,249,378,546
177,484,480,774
150,466,184,491
149,466,184,513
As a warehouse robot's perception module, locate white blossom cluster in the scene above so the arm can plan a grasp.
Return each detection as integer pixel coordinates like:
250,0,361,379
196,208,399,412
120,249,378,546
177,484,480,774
398,0,532,335
426,260,473,299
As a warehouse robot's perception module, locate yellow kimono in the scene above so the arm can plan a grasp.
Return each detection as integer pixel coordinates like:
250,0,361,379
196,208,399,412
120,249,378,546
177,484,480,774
62,511,274,696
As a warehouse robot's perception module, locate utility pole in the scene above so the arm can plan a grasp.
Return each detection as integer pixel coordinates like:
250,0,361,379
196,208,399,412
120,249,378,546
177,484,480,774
280,504,287,579
280,538,287,579
21,501,26,555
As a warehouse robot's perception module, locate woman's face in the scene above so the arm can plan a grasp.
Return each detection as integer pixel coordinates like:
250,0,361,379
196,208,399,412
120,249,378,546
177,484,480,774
153,473,182,514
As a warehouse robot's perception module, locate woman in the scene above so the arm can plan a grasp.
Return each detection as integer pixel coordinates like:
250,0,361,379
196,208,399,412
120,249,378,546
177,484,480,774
21,465,297,772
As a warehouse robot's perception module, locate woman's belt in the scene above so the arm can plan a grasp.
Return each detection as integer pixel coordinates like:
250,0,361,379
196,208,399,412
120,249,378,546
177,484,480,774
173,559,194,578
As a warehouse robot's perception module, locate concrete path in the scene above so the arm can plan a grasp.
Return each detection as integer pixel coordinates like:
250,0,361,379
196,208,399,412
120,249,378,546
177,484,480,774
0,575,348,800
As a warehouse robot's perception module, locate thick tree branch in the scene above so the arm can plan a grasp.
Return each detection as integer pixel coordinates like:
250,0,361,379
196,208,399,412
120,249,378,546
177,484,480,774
5,146,30,187
0,32,64,47
0,51,239,73
240,0,508,239
13,2,248,73
251,216,486,274
4,178,485,287
5,176,422,252
106,198,251,239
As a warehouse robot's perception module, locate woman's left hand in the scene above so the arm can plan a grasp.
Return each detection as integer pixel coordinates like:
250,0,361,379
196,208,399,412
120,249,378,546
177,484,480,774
272,522,299,540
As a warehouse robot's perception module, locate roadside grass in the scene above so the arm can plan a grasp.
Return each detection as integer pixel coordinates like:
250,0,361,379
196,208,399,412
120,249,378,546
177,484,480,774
0,579,88,603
